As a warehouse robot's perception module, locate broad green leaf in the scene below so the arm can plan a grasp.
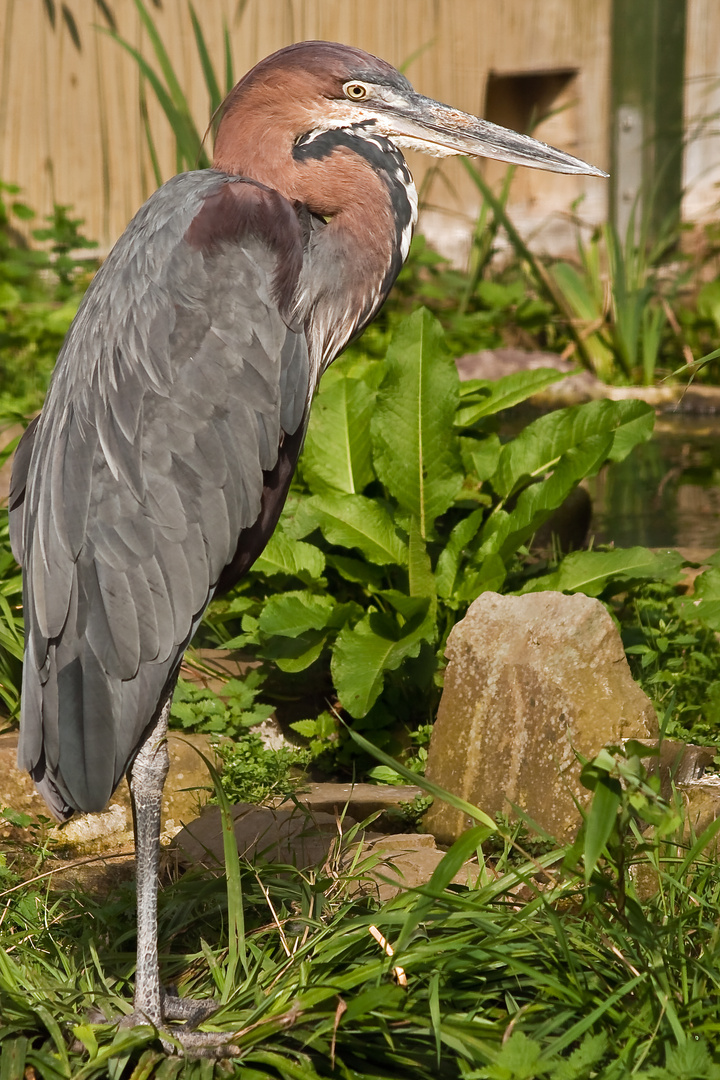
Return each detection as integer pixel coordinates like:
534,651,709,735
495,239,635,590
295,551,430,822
455,552,507,603
456,368,568,426
491,399,654,499
583,777,621,883
481,437,612,558
605,399,655,462
679,566,720,629
262,631,328,673
379,590,435,632
301,374,376,494
371,308,463,538
257,591,336,638
460,434,502,482
479,1031,547,1078
252,531,325,581
289,719,318,738
435,508,486,599
408,521,436,609
295,493,407,565
332,604,432,717
326,554,386,590
526,547,684,598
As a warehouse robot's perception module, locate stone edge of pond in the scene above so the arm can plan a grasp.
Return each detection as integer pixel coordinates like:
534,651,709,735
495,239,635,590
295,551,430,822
456,347,720,415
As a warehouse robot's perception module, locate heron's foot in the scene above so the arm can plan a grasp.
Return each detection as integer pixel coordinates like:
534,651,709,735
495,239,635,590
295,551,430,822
121,991,240,1058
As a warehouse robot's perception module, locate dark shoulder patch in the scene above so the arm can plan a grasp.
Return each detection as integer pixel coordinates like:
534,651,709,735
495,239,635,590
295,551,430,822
185,179,304,319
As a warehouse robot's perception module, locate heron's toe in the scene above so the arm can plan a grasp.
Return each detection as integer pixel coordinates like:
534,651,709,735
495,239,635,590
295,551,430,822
161,991,219,1025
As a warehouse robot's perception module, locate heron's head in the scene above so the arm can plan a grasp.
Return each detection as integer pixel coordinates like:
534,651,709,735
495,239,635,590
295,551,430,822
213,40,606,180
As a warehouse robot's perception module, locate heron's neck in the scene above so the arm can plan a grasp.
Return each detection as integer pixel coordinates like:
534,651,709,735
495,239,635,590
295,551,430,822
289,129,418,368
214,122,417,370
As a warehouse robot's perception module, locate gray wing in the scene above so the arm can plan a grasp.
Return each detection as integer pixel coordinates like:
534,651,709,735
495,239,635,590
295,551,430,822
11,172,313,819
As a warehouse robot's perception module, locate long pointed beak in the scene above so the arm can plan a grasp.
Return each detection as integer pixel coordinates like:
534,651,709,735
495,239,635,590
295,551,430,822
377,91,608,177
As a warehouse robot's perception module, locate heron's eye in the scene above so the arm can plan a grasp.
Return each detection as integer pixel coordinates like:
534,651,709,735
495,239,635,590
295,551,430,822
344,81,371,101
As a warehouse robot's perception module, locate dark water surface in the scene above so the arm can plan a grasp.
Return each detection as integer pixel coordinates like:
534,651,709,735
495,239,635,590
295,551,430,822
586,414,720,553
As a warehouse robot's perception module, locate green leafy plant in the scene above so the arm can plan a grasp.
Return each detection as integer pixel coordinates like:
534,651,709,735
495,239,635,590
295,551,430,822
5,733,720,1074
199,307,655,768
212,735,310,805
571,742,680,910
616,578,720,746
170,670,273,737
0,181,98,410
549,219,675,384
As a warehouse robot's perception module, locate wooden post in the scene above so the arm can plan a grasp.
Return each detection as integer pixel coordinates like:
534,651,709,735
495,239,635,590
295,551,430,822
610,0,686,244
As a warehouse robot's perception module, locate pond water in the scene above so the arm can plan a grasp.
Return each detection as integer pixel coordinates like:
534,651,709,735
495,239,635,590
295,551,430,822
587,414,720,554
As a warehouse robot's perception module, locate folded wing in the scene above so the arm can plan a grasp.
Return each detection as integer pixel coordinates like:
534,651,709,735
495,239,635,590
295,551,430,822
10,172,312,817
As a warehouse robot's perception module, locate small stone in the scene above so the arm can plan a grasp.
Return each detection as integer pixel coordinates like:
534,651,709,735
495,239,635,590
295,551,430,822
358,833,478,900
424,591,658,843
56,803,132,854
677,775,720,853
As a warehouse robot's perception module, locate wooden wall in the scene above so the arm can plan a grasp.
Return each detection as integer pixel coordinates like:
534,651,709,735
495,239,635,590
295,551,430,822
1,0,615,259
684,0,720,224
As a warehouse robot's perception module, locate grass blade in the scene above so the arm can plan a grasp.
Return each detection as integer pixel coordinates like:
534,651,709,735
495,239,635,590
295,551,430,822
189,3,222,114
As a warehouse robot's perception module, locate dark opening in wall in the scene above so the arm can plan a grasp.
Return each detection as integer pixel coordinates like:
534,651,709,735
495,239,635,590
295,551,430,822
484,69,577,134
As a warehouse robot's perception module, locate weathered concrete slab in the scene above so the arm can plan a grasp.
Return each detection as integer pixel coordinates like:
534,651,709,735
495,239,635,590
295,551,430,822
271,783,426,825
174,802,353,869
424,591,658,843
173,805,477,900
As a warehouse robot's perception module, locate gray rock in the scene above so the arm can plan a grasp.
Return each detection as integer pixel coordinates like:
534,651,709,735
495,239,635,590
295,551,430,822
424,591,658,843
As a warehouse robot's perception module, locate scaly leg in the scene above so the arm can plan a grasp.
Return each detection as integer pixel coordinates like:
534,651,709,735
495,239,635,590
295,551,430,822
124,691,239,1057
130,694,171,1026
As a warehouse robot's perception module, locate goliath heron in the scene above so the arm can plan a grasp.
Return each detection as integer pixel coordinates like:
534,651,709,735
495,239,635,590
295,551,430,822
9,41,605,1054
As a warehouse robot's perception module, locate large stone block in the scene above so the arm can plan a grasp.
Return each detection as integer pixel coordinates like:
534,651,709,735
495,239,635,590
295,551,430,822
425,591,658,843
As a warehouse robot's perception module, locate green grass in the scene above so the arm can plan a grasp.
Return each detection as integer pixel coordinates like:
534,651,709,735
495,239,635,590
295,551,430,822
3,764,720,1079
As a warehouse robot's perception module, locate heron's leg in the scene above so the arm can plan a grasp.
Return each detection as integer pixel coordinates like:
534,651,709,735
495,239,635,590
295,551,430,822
129,694,172,1026
125,692,238,1058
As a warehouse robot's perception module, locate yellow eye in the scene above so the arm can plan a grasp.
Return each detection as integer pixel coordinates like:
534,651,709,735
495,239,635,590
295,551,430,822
344,81,370,101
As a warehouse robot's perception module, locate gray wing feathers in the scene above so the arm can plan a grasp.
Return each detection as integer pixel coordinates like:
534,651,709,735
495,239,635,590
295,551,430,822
18,172,311,816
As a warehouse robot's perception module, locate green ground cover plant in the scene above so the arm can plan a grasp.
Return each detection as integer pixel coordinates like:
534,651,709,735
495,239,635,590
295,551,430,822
193,307,657,770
